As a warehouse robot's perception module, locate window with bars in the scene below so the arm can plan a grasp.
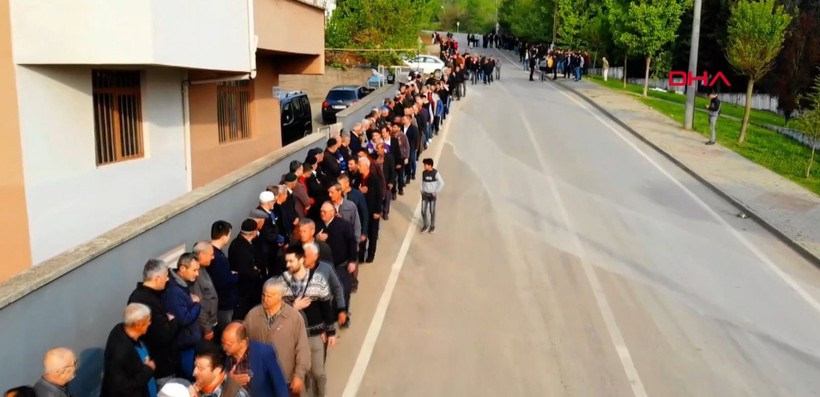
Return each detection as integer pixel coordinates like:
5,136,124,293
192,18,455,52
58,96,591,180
92,70,144,165
217,80,252,143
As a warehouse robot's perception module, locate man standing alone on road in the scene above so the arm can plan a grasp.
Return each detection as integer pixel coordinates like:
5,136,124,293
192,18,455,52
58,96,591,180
420,158,445,233
705,92,721,145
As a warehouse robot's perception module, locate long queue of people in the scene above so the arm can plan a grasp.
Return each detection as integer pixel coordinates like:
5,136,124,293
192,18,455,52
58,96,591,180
4,48,484,397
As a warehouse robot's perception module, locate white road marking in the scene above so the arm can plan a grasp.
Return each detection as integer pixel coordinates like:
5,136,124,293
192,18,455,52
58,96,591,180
341,101,456,397
511,95,649,397
494,47,820,317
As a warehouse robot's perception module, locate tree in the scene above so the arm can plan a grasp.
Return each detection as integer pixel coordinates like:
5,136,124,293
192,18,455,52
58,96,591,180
726,0,793,144
605,0,639,88
764,11,820,124
500,0,553,43
612,0,688,97
794,72,820,177
557,0,592,49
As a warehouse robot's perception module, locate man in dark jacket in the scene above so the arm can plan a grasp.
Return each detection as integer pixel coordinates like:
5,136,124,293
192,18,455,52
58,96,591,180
206,220,239,341
102,303,157,397
321,138,342,187
229,219,264,320
250,191,283,278
127,259,179,383
163,253,202,381
316,203,358,319
357,157,383,263
402,115,420,182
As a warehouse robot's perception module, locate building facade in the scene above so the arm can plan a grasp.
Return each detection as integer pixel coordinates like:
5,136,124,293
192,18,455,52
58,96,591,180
0,0,324,281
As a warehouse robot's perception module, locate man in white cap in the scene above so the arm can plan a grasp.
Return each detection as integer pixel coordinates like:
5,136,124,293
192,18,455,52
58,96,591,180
251,191,284,278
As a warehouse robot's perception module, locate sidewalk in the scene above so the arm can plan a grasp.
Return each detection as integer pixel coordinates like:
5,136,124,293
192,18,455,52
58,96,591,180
556,78,820,266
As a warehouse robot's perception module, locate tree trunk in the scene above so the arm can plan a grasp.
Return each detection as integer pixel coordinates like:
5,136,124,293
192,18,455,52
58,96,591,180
807,144,816,178
738,79,755,144
623,55,628,89
643,55,652,97
593,51,598,71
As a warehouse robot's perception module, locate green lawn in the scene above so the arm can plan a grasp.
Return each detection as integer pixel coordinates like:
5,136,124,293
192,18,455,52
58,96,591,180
634,96,820,196
588,75,788,129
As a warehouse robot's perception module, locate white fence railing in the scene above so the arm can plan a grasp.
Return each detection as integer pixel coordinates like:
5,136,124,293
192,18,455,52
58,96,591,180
587,67,783,114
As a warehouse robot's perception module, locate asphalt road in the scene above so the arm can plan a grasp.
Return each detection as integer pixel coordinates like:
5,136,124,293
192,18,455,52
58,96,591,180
323,35,820,397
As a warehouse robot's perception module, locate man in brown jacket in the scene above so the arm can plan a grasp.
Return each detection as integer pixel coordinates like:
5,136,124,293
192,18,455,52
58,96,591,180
244,278,311,396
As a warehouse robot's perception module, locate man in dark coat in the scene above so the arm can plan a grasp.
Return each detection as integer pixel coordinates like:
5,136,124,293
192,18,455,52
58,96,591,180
101,303,157,397
357,157,383,263
228,219,264,320
127,259,178,383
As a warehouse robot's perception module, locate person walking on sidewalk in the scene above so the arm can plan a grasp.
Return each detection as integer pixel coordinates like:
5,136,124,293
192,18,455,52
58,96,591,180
420,158,445,234
602,57,610,81
705,92,721,145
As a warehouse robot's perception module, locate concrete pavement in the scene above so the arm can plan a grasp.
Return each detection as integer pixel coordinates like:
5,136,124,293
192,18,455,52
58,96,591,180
552,75,820,270
321,38,820,396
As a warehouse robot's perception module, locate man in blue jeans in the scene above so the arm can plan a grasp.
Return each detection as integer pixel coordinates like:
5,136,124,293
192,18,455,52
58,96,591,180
420,158,445,234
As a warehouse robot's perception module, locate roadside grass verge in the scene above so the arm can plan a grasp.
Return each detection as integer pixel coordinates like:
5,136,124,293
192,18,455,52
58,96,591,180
588,75,787,128
635,96,820,196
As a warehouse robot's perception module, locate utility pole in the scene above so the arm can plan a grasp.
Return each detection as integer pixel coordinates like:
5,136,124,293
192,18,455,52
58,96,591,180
684,0,703,130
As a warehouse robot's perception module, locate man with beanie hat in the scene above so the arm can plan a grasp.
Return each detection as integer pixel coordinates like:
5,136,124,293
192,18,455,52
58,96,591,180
228,219,264,320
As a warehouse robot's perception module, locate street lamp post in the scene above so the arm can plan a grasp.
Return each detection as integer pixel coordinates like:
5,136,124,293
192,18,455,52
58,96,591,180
684,0,703,130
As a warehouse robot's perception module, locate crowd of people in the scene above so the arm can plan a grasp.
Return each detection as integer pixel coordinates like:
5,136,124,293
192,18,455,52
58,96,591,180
4,43,484,397
517,44,592,82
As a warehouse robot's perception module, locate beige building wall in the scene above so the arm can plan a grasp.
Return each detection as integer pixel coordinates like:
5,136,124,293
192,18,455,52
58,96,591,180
0,0,31,282
188,56,282,188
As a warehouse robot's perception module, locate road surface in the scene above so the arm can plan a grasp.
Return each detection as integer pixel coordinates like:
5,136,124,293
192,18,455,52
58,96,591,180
323,34,820,397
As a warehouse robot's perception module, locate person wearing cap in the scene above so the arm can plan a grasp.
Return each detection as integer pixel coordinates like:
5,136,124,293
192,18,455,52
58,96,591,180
303,157,326,225
228,219,264,320
284,172,309,222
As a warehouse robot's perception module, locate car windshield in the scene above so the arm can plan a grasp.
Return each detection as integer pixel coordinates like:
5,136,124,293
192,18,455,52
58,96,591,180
326,90,357,101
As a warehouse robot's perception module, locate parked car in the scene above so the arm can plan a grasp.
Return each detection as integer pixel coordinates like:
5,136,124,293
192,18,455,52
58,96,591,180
279,90,312,146
321,85,374,124
402,55,446,76
366,69,396,89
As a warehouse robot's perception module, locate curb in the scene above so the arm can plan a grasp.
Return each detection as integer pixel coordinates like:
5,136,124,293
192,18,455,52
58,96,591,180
550,79,820,270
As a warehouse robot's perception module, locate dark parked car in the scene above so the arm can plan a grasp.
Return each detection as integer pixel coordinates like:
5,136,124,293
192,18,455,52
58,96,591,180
279,90,312,146
321,85,374,124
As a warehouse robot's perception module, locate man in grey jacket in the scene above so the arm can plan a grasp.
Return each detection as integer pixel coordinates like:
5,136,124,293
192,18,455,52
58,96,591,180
192,241,219,342
327,183,362,243
420,158,445,233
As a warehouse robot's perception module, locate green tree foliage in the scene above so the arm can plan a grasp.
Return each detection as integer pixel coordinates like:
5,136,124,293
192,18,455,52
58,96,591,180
557,0,596,49
726,0,793,143
437,0,498,32
607,0,688,97
499,0,553,43
605,0,636,88
763,11,820,124
794,72,820,177
326,0,438,63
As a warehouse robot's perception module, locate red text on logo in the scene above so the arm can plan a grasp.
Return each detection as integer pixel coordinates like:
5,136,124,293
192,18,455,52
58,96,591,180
668,71,732,87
